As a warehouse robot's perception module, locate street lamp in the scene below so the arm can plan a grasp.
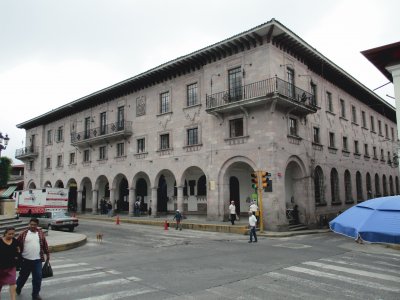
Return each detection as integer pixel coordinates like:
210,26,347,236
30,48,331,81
0,132,10,157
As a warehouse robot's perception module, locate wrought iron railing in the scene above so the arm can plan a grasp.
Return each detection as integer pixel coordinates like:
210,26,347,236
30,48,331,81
71,121,132,144
206,76,316,109
15,146,39,158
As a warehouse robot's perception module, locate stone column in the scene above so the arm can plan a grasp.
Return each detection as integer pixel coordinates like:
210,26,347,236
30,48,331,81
77,190,83,213
128,188,136,215
151,187,158,217
92,190,98,214
110,188,115,213
177,186,184,213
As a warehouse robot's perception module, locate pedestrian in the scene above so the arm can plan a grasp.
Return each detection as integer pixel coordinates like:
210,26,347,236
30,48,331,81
249,201,259,226
0,227,20,300
134,199,140,217
173,209,183,230
248,211,258,243
229,201,236,225
107,200,113,217
16,218,50,300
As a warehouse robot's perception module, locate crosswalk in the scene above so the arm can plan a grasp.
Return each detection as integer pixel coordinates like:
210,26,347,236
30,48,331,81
0,258,156,300
1,245,399,299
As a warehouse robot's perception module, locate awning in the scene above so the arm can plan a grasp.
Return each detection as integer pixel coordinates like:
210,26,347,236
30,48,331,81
0,185,17,199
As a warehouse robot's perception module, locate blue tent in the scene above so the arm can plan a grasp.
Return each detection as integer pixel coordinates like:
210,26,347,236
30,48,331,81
329,196,400,244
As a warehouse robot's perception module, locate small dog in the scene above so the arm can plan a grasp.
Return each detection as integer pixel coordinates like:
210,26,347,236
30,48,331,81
96,232,103,243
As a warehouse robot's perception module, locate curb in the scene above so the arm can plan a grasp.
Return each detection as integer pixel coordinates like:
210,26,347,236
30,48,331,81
48,236,87,253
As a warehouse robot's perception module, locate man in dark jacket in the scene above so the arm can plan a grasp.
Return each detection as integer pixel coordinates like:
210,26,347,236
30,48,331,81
16,218,50,300
173,210,183,230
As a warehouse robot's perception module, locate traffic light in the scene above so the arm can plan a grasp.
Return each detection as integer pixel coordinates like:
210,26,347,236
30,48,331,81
260,171,267,188
251,172,258,189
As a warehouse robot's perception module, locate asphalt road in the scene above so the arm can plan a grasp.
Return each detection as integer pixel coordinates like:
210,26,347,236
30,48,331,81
3,219,400,300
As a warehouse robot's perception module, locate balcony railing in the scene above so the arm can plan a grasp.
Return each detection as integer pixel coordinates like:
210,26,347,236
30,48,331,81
206,76,317,111
71,121,133,145
15,146,39,160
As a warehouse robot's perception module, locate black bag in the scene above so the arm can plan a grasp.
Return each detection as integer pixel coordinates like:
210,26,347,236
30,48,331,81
42,260,53,278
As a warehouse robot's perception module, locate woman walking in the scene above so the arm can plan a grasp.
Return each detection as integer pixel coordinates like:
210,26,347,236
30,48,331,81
0,227,20,300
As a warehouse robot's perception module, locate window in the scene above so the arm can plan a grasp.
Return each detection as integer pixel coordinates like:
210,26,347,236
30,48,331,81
370,116,375,132
314,166,325,205
373,146,377,158
116,143,125,157
56,126,64,142
187,127,198,146
187,83,198,106
47,130,52,145
351,105,357,123
229,118,244,138
330,168,340,203
339,99,345,118
364,144,369,157
83,149,90,162
160,92,170,114
99,146,107,160
391,127,395,141
289,118,298,136
84,117,91,139
388,151,391,162
326,92,333,112
69,152,75,165
46,157,51,169
366,173,372,199
344,170,352,202
356,172,363,202
329,132,335,148
286,68,295,98
100,112,107,135
57,155,63,167
342,136,348,151
228,67,242,101
354,140,359,154
378,120,382,135
137,138,145,153
117,106,124,130
385,124,389,138
313,127,320,144
29,161,34,171
310,82,317,106
361,111,366,127
375,174,381,197
381,149,385,161
160,134,170,150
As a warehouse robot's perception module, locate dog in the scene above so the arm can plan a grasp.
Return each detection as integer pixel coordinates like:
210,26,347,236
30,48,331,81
96,232,103,243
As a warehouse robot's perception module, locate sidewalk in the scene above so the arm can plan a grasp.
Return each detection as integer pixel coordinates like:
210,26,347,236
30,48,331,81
46,230,87,253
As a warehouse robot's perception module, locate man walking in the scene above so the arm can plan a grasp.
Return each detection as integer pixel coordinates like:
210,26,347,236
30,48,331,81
173,210,183,230
248,211,258,243
16,218,50,300
229,201,236,225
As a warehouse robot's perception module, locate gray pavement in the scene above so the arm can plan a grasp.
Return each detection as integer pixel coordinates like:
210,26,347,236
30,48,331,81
46,230,87,252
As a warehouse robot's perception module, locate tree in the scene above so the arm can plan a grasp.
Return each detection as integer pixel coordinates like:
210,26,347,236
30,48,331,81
0,157,12,188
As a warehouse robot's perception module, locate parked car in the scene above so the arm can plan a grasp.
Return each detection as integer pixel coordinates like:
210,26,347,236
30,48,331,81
37,211,79,232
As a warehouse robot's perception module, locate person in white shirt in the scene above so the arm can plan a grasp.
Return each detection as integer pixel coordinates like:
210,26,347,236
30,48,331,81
229,201,236,225
249,201,259,225
248,211,258,243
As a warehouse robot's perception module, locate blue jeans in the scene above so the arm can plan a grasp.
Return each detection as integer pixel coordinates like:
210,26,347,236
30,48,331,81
249,226,257,242
16,258,42,297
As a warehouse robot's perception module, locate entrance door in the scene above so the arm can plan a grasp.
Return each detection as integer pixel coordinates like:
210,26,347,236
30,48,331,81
136,178,148,211
82,187,87,211
229,176,240,215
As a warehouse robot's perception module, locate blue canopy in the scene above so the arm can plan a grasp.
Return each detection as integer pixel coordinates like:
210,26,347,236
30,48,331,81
329,196,400,244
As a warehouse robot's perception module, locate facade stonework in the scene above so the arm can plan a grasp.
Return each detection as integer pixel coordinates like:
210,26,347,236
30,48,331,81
16,19,399,231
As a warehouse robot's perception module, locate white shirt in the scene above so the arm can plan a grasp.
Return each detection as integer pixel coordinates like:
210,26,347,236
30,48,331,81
250,203,258,212
229,204,236,214
22,230,41,260
249,215,257,227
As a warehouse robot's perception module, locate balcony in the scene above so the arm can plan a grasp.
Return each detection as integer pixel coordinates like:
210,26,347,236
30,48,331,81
71,121,133,147
206,76,317,117
15,146,39,160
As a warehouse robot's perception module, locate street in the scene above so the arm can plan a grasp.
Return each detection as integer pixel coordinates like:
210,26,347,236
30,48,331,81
2,219,400,300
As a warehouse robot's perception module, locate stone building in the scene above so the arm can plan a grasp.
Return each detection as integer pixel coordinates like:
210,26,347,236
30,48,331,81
16,19,399,231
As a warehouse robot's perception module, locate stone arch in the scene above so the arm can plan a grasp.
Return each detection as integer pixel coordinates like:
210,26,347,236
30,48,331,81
154,169,176,214
389,175,394,196
382,175,388,196
330,168,339,203
344,170,352,202
356,171,363,202
132,172,151,215
314,166,324,205
79,177,93,212
95,175,110,213
66,178,78,212
366,172,372,199
44,181,52,188
55,180,64,188
179,166,207,214
112,173,129,212
27,181,36,189
375,173,381,197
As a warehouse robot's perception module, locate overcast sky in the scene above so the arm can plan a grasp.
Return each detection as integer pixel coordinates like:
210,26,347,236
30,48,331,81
0,0,398,162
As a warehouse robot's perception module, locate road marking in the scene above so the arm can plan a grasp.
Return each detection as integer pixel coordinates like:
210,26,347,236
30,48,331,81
78,288,154,300
126,276,142,281
52,262,89,269
320,258,400,275
41,272,108,286
303,261,400,282
273,243,312,249
286,266,400,292
53,267,103,275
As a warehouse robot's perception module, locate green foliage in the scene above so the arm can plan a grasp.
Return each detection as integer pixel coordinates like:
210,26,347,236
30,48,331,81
0,157,12,188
